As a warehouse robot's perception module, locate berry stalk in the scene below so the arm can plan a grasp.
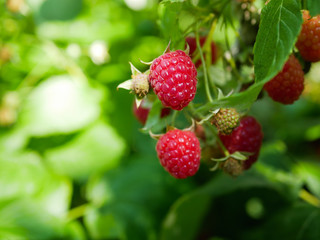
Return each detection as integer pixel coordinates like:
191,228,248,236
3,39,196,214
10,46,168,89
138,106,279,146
187,104,229,156
196,25,213,102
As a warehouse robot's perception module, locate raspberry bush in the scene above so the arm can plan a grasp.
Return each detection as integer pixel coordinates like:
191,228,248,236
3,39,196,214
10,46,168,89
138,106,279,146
2,0,320,239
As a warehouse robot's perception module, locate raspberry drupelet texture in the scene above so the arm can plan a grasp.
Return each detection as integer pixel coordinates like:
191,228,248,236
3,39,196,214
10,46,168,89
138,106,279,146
185,36,218,68
156,129,201,179
296,11,320,62
264,55,304,104
149,50,197,110
219,116,263,170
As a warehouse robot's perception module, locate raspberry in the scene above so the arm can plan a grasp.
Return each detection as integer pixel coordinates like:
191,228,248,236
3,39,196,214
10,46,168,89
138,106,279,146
220,158,243,177
211,108,240,135
156,129,201,179
263,55,304,104
149,50,197,110
133,100,170,125
296,11,320,62
219,116,263,170
185,36,218,68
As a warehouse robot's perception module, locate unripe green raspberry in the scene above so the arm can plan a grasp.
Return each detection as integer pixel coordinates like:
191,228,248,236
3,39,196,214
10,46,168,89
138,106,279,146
212,108,240,135
220,158,243,177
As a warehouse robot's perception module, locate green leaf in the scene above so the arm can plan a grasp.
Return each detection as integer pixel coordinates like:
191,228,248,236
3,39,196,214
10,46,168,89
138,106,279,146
0,199,83,240
142,98,171,133
0,152,71,216
85,155,174,239
39,0,82,21
142,99,163,131
45,121,125,181
161,173,276,240
198,83,262,113
255,162,303,199
246,203,320,240
159,2,183,46
84,208,126,239
20,75,103,136
308,0,320,16
254,0,302,82
161,194,211,240
295,162,320,198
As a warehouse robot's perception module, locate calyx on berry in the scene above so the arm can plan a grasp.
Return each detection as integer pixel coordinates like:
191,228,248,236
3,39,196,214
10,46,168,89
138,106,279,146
220,158,243,177
117,62,150,99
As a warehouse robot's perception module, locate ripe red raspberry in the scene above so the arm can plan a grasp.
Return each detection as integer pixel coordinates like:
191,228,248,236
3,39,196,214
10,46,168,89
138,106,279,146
133,100,170,125
296,11,320,62
149,50,197,110
185,36,218,68
156,129,201,179
263,55,304,104
219,116,263,170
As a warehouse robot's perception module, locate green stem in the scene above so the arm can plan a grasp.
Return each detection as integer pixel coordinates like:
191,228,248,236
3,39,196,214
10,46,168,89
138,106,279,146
196,26,213,103
204,19,219,97
204,122,229,156
302,0,307,10
299,189,320,208
183,14,214,37
67,204,89,221
224,29,242,82
188,104,229,156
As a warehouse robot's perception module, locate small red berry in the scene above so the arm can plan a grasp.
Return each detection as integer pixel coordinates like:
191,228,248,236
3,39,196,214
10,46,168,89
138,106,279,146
219,116,263,170
185,36,218,68
133,100,170,125
156,129,201,179
149,50,197,110
296,11,320,62
263,55,304,104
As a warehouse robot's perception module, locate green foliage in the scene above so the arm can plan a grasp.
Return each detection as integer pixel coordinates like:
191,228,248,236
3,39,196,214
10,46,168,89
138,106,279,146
1,0,320,239
254,0,302,82
308,0,320,16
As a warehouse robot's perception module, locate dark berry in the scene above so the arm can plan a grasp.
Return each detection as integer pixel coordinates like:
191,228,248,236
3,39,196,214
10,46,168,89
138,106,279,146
219,116,263,170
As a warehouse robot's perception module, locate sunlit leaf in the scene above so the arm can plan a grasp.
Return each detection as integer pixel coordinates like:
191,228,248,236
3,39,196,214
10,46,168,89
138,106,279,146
45,121,125,181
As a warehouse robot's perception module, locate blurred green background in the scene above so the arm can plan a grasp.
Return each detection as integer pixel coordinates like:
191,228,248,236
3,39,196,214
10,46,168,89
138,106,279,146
1,0,320,239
